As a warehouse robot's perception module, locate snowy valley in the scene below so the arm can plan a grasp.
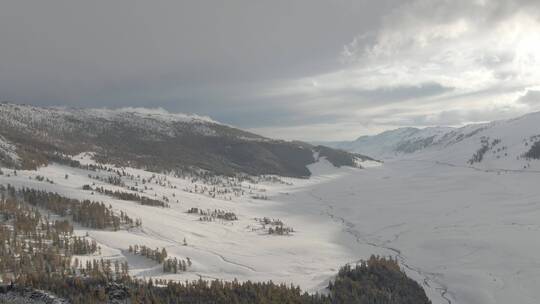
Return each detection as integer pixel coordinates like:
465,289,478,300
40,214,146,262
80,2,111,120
1,105,540,304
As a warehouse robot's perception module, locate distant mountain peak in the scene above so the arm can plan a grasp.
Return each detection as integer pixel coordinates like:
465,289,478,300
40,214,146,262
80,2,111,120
0,102,219,125
90,106,218,124
324,111,540,171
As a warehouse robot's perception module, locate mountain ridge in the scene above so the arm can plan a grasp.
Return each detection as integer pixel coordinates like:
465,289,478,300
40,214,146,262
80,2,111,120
0,102,373,177
323,126,454,159
323,111,540,171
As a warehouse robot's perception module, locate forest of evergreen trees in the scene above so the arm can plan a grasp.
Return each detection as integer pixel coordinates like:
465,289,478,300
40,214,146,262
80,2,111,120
4,255,431,304
328,256,432,304
255,217,295,235
0,193,119,283
4,186,142,230
187,207,238,222
525,140,540,159
83,185,170,208
0,184,431,304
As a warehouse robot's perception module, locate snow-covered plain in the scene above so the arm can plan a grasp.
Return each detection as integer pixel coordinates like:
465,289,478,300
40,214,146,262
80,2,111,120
2,152,540,304
293,159,540,304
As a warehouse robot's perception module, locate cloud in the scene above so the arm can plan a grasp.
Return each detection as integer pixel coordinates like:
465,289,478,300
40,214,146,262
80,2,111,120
256,0,540,139
2,0,540,141
517,90,540,106
0,0,383,104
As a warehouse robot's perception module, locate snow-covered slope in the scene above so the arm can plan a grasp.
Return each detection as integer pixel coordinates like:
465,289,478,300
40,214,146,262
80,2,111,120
0,154,361,294
3,147,540,303
0,102,252,139
0,103,368,177
3,106,540,303
407,112,540,171
327,127,454,159
328,111,540,171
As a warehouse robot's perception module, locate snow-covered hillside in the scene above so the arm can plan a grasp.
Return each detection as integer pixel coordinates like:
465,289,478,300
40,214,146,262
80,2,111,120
0,102,244,139
0,153,361,293
3,107,540,303
3,147,540,303
0,103,368,177
328,127,453,159
327,111,540,171
410,112,540,171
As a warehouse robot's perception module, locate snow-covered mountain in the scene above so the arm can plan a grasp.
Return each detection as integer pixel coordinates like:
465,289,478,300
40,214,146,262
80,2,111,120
412,112,540,171
326,111,540,171
3,104,540,303
327,127,453,159
0,103,372,177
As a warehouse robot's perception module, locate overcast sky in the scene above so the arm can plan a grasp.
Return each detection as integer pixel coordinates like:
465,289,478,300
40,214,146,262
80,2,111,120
2,0,540,141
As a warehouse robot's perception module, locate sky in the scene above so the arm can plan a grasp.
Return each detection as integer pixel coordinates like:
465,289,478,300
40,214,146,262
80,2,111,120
1,0,540,141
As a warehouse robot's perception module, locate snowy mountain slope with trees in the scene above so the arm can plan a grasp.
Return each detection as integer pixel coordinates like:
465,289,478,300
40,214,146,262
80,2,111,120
325,111,540,171
4,105,540,303
0,153,422,302
0,103,374,177
3,142,540,303
325,127,454,159
409,111,540,171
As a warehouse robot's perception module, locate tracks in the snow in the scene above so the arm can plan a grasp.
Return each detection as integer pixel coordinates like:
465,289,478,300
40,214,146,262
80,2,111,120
140,226,258,273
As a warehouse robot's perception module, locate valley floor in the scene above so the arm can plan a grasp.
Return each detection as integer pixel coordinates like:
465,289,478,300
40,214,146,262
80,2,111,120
2,157,539,304
291,159,540,304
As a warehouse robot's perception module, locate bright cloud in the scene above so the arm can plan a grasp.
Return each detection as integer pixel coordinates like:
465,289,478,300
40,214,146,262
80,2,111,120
250,1,540,140
3,0,540,141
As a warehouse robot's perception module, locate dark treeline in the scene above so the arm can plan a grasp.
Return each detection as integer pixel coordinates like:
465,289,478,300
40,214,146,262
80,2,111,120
0,184,430,304
128,244,169,264
468,137,491,164
83,185,169,208
2,185,141,230
329,256,432,304
64,236,99,255
87,174,124,187
268,225,294,235
128,244,192,273
163,256,190,273
0,195,100,281
525,140,540,159
0,184,131,294
0,188,430,304
187,207,238,221
256,217,294,235
9,256,431,304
